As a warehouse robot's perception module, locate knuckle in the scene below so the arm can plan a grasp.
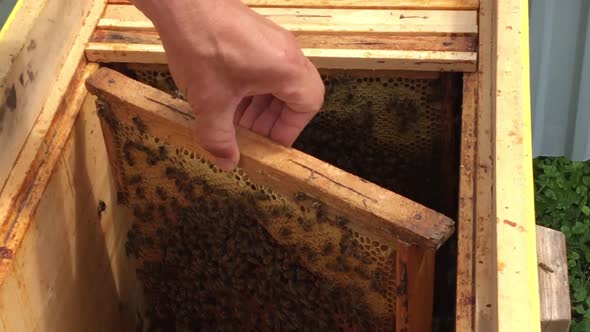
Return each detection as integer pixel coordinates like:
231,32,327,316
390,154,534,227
275,33,305,70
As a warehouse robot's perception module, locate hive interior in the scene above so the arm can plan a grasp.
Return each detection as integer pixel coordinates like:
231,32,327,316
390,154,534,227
100,63,462,331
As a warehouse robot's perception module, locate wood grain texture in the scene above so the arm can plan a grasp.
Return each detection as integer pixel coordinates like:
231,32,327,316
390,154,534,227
110,0,479,10
493,0,541,329
536,226,571,332
395,241,436,332
85,43,477,72
0,64,99,283
0,0,107,238
0,94,142,332
0,0,106,191
85,67,455,250
100,5,478,34
455,72,477,332
474,0,497,330
90,4,478,71
90,29,478,52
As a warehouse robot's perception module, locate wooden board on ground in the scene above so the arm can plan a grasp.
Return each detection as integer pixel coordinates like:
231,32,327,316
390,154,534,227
536,226,571,332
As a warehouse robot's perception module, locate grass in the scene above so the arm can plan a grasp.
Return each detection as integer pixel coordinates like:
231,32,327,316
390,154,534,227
534,157,590,331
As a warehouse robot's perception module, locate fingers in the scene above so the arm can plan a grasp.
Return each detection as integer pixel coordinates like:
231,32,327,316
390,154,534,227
233,96,252,125
266,57,324,146
238,94,273,128
273,57,325,116
193,97,241,172
251,98,284,136
270,106,317,146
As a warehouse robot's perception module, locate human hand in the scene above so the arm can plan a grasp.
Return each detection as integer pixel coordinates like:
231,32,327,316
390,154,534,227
133,0,325,171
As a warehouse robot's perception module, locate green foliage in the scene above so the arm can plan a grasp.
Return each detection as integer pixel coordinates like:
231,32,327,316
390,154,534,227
534,157,590,331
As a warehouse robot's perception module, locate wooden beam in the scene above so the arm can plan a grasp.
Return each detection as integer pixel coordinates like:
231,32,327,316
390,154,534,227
536,226,571,332
493,0,541,329
109,0,479,10
0,93,142,331
90,29,478,52
85,67,455,250
86,42,477,71
0,0,107,281
455,72,477,331
0,0,106,193
395,241,436,332
0,63,99,283
474,0,497,330
100,5,478,35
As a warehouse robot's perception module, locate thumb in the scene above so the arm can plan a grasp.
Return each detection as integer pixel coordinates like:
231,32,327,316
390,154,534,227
192,97,240,172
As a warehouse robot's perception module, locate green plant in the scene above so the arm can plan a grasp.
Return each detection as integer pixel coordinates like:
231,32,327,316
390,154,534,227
534,157,590,331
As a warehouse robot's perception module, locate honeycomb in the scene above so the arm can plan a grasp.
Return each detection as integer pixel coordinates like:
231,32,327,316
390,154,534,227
97,99,403,331
100,63,462,331
120,64,460,216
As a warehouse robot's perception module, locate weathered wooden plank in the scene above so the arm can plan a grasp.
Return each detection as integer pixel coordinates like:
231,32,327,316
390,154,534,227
401,242,436,332
474,0,496,330
0,0,106,192
455,72,477,332
110,0,479,10
85,67,455,250
536,226,571,332
86,42,477,72
0,63,99,282
0,93,142,331
245,0,479,9
90,29,478,52
100,5,478,35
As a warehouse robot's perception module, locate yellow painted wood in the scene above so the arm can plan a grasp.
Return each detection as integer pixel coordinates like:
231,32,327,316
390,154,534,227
494,0,542,330
0,0,23,41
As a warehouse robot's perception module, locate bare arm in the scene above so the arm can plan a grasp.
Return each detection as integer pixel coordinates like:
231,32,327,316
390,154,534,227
132,0,325,171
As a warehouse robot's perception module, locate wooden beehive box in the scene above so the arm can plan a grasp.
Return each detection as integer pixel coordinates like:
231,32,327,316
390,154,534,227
0,0,542,331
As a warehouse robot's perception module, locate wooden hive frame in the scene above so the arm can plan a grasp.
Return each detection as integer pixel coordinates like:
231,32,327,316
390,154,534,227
85,66,455,331
0,0,543,331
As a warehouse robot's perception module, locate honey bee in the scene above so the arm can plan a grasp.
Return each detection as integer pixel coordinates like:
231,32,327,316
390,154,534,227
97,200,107,217
294,192,308,201
135,186,146,199
117,191,128,205
354,265,370,280
336,217,350,228
132,116,147,134
322,242,334,255
158,146,168,159
129,174,142,185
280,227,292,237
155,187,168,200
298,217,313,232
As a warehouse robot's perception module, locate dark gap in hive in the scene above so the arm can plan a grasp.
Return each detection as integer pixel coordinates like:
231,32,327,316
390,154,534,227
105,63,462,332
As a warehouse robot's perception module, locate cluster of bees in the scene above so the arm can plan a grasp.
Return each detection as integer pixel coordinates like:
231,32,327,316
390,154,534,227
293,74,450,213
97,97,399,331
116,65,462,332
